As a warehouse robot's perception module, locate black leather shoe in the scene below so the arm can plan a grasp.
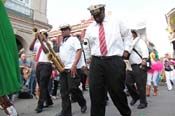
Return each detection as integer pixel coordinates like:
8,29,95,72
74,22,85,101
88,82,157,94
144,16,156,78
35,107,42,113
44,101,53,108
137,103,147,109
130,98,138,106
81,105,87,113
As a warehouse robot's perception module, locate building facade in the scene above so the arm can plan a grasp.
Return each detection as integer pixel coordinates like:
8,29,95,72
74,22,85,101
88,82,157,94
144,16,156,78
166,8,175,41
49,17,94,40
5,0,51,57
166,8,175,57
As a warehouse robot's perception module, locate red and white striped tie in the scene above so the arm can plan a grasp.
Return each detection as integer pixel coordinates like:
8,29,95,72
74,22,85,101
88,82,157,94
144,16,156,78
99,24,107,56
35,45,42,66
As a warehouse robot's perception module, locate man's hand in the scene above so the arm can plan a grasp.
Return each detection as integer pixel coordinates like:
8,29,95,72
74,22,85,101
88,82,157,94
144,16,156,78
141,59,147,66
81,66,89,76
86,59,91,64
70,65,77,78
140,58,148,71
35,33,39,39
122,50,130,59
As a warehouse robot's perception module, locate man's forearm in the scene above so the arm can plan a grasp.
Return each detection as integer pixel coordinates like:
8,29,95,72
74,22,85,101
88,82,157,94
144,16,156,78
72,49,82,67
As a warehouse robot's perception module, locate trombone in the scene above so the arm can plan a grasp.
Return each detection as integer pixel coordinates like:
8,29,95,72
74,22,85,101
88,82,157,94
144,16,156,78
33,28,65,73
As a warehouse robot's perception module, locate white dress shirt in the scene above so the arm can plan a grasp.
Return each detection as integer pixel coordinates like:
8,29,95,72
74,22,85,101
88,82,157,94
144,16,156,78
59,36,81,69
34,40,53,62
82,38,91,60
84,16,132,57
129,37,149,65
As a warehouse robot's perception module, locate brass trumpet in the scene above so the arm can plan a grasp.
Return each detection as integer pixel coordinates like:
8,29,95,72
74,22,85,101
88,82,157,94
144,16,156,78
33,28,65,73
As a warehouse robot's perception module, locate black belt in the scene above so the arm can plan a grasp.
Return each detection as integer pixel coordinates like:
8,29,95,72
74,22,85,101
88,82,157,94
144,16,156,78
38,62,51,65
63,69,71,73
92,55,121,60
131,64,140,67
62,69,81,74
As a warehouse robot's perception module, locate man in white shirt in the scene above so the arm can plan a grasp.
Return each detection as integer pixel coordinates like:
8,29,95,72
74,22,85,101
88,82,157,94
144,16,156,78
29,29,53,113
55,24,87,116
84,3,132,116
125,29,149,109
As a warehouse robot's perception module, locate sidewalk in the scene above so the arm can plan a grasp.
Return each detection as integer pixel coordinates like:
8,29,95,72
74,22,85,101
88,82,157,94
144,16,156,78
1,85,175,116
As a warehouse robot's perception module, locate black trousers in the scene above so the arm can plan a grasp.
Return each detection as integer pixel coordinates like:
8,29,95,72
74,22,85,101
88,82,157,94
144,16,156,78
80,70,87,90
71,69,86,102
89,56,131,116
59,69,86,115
52,80,59,96
125,64,147,104
36,62,52,108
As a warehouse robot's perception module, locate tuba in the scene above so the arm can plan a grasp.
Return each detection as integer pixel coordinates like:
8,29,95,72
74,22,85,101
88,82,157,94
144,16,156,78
33,28,65,73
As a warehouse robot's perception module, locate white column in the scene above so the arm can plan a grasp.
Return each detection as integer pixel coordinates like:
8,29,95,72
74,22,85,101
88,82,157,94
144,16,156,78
31,0,48,23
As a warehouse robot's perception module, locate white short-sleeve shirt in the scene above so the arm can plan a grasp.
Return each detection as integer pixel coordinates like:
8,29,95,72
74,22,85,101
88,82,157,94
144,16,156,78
60,36,81,69
129,37,149,64
34,40,53,62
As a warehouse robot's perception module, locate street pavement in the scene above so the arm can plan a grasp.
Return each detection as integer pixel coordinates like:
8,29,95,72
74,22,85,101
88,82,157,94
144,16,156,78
1,84,175,116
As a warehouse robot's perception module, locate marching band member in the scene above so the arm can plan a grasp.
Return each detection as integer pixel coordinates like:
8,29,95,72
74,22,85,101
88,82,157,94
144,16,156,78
126,29,149,109
55,24,87,116
29,29,53,113
85,2,131,116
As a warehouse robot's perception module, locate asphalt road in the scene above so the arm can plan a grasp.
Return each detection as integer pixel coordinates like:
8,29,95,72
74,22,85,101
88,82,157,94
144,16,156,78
0,84,175,116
